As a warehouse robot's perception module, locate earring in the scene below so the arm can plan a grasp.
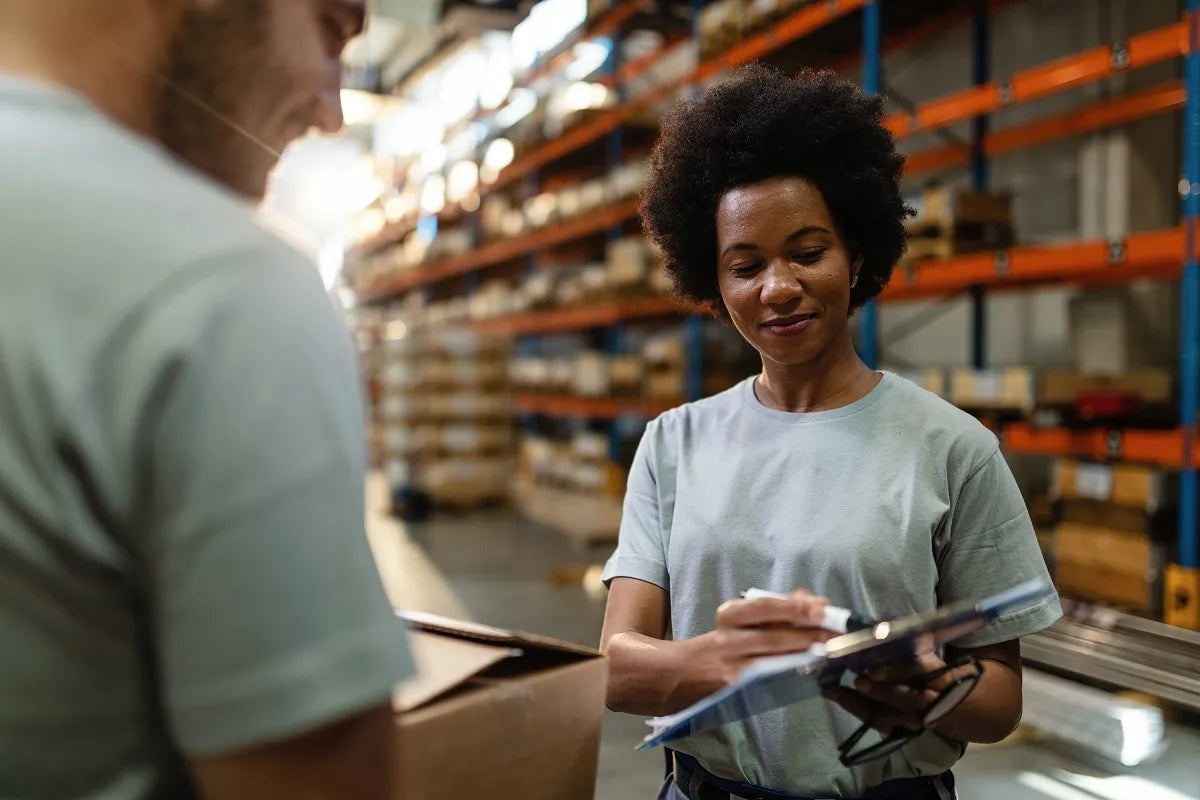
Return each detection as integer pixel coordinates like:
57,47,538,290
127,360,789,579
850,274,859,289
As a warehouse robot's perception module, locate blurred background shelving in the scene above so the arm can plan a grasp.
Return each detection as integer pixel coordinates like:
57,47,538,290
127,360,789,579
326,2,1200,792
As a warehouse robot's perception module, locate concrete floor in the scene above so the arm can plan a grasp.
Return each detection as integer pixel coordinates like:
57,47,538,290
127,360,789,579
368,492,1200,800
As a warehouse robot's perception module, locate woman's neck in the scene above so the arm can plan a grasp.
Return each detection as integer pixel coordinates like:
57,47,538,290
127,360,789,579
755,331,878,413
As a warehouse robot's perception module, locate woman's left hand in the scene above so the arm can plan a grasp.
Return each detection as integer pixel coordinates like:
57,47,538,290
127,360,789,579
821,653,972,736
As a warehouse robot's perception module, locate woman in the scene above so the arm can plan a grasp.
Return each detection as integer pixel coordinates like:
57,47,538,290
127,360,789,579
599,66,1061,800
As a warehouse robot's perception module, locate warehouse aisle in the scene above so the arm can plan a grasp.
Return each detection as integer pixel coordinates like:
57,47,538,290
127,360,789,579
371,494,1200,800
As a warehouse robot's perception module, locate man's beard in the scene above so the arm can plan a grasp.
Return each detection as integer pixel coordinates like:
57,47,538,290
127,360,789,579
157,0,280,201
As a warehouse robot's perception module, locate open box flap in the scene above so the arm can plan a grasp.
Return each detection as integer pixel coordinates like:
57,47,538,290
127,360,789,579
393,629,518,712
398,610,599,658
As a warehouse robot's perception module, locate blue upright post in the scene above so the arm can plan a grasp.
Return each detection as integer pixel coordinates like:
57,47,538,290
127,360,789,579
859,1,881,369
686,315,705,401
604,33,626,458
970,0,989,369
1179,0,1200,570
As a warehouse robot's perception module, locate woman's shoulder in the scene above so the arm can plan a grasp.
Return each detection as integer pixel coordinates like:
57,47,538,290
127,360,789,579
636,378,749,458
881,372,1000,464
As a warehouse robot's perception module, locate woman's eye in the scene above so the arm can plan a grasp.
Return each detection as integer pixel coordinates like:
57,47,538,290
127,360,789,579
731,263,762,275
791,250,826,265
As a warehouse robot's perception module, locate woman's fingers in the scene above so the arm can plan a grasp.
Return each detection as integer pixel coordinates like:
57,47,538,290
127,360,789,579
716,591,828,630
715,626,834,659
853,675,938,719
824,687,924,736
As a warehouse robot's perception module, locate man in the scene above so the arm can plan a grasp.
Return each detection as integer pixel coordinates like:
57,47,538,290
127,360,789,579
0,2,414,798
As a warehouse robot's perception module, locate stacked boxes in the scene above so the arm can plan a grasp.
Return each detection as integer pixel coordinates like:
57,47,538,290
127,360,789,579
376,326,513,508
904,185,1015,263
950,368,1036,416
1051,459,1169,614
514,433,625,543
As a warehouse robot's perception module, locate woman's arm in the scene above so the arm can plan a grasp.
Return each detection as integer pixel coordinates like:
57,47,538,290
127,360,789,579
826,639,1024,744
600,578,725,717
602,578,837,718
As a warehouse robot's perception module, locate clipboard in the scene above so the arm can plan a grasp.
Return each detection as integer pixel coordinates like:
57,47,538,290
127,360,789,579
638,579,1053,750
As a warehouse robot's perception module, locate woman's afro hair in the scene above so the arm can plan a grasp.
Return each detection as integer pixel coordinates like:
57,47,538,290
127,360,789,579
639,64,910,311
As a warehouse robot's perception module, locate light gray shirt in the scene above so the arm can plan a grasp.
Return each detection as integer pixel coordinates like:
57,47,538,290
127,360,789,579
0,77,413,798
603,372,1061,798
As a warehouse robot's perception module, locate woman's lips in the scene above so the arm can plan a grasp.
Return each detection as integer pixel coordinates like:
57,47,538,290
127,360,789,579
761,314,817,336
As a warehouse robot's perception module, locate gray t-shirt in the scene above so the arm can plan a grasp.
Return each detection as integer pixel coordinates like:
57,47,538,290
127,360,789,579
603,373,1061,798
0,77,413,798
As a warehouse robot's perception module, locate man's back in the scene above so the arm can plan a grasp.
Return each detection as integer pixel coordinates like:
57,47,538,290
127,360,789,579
0,76,412,798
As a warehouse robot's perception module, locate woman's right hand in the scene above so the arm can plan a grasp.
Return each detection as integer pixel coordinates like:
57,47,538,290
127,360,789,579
711,589,837,683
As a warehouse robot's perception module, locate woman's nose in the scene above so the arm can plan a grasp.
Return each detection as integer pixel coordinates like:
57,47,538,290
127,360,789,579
760,258,804,305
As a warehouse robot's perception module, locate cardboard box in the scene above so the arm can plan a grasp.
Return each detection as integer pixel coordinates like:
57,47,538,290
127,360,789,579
1165,564,1200,630
1052,460,1166,511
572,352,612,397
1054,522,1164,613
886,367,946,398
950,368,1034,411
394,612,607,800
907,186,1012,229
1038,370,1172,407
1059,499,1157,537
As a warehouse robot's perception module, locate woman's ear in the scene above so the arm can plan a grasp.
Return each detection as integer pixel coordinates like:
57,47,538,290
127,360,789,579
851,253,865,286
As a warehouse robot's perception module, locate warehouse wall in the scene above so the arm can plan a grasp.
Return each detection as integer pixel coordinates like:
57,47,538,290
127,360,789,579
874,0,1182,370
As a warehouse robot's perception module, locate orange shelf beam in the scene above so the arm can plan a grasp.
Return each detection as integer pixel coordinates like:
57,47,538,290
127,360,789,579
359,199,640,301
884,21,1188,139
881,227,1184,301
1003,423,1197,468
470,296,694,336
514,394,677,419
904,82,1185,177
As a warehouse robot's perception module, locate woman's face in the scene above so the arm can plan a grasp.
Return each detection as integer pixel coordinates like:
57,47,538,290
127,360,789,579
715,176,860,369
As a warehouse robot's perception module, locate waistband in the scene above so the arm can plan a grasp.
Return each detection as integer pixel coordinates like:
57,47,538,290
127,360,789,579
671,751,956,800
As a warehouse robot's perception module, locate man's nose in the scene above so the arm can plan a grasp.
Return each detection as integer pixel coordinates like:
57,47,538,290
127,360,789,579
315,87,345,135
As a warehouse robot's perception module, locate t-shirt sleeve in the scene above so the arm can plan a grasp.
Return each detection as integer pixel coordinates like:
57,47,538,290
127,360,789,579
935,448,1062,649
131,248,414,756
602,422,669,590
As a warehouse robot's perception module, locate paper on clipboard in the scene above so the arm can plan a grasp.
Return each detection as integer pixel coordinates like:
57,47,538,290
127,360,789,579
638,579,1053,750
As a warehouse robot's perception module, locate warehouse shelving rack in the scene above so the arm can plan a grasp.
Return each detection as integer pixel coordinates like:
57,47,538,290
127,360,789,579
358,0,1200,616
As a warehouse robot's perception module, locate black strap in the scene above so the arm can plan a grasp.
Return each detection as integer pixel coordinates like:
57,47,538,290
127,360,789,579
672,751,954,800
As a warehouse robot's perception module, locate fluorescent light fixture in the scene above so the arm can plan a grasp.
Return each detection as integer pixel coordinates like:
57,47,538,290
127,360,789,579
483,138,515,172
419,175,446,215
384,195,412,222
496,89,537,128
565,40,611,81
446,161,479,202
385,320,409,341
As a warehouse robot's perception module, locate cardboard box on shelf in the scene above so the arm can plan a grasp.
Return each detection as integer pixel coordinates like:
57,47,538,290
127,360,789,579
572,352,612,397
607,236,652,290
646,369,685,400
885,367,946,398
1165,564,1200,630
1038,370,1173,407
1059,499,1158,537
1054,522,1164,613
698,0,748,58
512,479,624,544
643,334,686,368
610,355,646,394
1052,460,1167,511
950,368,1034,412
395,612,607,800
